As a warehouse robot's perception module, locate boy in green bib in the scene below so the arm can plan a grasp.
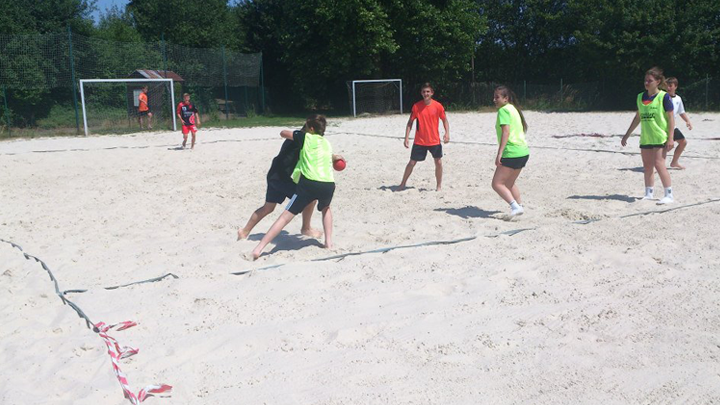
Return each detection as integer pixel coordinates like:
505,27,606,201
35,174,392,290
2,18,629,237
621,67,676,204
251,115,344,260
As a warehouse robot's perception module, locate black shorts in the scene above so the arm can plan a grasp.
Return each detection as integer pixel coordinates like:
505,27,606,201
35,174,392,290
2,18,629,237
138,110,151,116
285,176,335,215
674,128,685,141
500,155,529,169
640,144,666,149
265,179,296,204
411,144,443,161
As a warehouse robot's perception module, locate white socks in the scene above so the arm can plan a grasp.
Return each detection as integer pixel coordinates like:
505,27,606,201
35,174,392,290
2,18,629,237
509,200,524,216
643,187,654,200
658,187,674,205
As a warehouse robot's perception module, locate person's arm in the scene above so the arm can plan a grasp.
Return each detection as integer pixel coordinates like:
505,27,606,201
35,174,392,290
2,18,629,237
280,130,294,140
442,117,450,144
404,116,414,148
194,108,201,127
332,154,345,162
680,112,692,130
176,104,182,122
665,110,675,151
496,125,509,166
621,112,640,147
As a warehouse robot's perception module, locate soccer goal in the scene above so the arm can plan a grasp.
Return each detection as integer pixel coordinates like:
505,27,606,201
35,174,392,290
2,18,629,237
79,78,177,136
349,79,403,117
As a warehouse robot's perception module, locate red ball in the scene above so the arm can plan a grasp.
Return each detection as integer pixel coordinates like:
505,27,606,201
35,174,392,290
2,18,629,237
333,159,346,171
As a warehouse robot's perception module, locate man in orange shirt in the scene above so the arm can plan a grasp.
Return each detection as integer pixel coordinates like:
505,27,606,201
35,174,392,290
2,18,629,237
137,86,153,130
399,83,450,191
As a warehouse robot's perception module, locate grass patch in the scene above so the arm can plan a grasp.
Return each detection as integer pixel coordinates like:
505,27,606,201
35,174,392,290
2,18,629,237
205,115,307,129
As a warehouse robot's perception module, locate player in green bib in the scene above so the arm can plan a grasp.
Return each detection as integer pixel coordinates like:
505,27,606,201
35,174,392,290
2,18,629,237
492,86,530,217
621,67,676,204
252,115,344,260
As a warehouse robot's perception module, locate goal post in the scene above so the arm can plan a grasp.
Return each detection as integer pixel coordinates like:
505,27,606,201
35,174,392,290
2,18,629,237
350,79,403,117
79,78,176,136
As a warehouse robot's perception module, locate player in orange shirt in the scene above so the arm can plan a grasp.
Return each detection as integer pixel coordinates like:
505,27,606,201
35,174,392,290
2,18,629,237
399,83,450,191
137,86,153,130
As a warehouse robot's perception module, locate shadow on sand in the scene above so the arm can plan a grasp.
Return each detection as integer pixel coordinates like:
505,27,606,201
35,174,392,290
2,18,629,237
435,206,502,219
567,194,638,203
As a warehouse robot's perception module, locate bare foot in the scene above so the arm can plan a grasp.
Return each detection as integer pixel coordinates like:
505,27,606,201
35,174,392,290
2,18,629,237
323,242,334,249
397,184,406,191
436,187,442,192
250,249,262,261
237,228,249,240
301,227,323,238
669,163,686,170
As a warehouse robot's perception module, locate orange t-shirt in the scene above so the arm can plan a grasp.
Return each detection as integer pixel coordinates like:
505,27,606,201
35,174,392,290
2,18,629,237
138,93,149,112
409,99,446,146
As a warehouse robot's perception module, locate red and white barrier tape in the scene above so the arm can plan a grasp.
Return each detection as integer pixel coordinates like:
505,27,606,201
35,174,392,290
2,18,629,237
96,321,172,404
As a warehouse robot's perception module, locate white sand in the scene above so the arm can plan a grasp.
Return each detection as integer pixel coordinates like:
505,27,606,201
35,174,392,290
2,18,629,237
1,112,720,404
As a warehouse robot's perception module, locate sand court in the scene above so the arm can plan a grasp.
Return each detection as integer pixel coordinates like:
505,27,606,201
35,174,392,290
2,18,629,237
2,112,720,404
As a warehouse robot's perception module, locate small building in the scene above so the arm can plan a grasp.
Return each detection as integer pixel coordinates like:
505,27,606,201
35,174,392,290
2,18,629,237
126,70,184,120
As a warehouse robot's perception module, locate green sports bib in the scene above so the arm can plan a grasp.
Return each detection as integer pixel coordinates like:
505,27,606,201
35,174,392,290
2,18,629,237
292,133,334,183
637,91,668,146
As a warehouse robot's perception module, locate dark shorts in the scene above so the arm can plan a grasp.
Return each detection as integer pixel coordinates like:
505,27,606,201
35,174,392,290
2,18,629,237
265,179,296,204
285,176,335,215
411,144,443,162
674,128,685,141
640,144,666,149
500,155,529,169
138,110,151,116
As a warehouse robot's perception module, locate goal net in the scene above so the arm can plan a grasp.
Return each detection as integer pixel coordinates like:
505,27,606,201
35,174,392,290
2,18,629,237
348,79,403,117
80,79,176,136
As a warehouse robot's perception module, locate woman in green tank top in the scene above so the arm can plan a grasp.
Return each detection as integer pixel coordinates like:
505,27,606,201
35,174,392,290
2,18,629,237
621,67,676,205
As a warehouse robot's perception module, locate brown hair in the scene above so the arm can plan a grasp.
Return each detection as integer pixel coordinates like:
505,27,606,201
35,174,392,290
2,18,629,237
421,82,434,91
183,93,190,98
666,77,678,87
305,114,327,135
645,67,667,90
495,85,528,132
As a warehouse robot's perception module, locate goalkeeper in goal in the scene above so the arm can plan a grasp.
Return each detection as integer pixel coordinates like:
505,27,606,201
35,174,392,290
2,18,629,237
177,93,201,149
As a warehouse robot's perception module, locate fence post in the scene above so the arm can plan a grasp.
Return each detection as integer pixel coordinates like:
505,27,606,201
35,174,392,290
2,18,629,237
222,46,229,121
706,74,710,111
2,85,11,137
67,25,81,135
260,52,265,114
161,33,168,77
559,78,563,105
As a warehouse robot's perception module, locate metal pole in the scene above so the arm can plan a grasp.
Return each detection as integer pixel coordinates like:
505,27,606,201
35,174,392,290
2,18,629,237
222,46,229,121
399,80,403,115
2,85,11,136
706,74,710,111
68,25,81,135
79,80,89,136
259,53,265,114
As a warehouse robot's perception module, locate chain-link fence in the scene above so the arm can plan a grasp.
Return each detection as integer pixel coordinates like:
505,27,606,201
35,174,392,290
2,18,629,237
0,28,263,137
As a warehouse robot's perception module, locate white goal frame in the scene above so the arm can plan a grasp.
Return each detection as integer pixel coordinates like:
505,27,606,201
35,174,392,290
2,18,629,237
79,78,176,136
351,79,403,117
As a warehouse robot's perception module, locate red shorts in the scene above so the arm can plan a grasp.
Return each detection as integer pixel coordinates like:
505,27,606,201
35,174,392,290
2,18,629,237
182,124,197,135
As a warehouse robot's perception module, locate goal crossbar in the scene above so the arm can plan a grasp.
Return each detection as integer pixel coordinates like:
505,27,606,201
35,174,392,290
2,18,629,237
351,79,403,117
79,78,176,136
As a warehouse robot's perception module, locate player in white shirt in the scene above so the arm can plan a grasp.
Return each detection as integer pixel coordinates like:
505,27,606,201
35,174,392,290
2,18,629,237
665,77,693,169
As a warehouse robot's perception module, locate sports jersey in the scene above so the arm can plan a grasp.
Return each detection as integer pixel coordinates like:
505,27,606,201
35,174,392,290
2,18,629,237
670,94,686,128
138,92,149,112
409,99,446,146
495,103,529,158
641,91,673,112
267,130,303,182
292,132,334,183
637,90,670,145
177,102,198,126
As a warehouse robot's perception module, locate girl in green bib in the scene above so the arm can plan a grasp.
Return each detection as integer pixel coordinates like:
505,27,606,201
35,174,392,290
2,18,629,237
492,86,530,217
621,67,676,204
252,115,344,260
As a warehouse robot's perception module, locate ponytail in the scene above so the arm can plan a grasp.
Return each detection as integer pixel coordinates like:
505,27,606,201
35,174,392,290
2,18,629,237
495,85,528,132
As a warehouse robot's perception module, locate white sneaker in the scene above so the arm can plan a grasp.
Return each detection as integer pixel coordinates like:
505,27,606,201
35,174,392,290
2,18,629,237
658,196,674,205
642,194,654,200
509,206,525,217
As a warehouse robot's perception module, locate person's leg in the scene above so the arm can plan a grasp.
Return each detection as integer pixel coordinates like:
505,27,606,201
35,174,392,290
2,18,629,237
654,148,672,188
321,206,333,249
238,202,277,240
398,160,417,190
300,200,322,238
138,115,143,129
191,130,196,149
670,139,687,169
492,166,518,203
504,169,523,204
251,210,296,260
433,158,443,191
640,148,656,198
182,127,188,148
147,112,153,129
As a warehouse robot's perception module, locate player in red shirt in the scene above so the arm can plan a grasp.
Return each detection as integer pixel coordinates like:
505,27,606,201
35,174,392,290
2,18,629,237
176,93,201,149
399,83,450,191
